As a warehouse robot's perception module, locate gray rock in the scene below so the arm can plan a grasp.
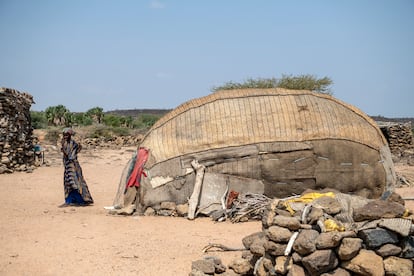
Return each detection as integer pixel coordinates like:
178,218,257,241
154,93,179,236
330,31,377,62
293,229,320,256
353,200,406,222
307,207,324,224
191,259,215,275
228,258,252,275
400,236,414,258
160,201,176,210
272,215,301,230
264,240,287,256
357,227,399,248
266,225,292,243
250,239,266,256
312,196,342,215
302,249,339,276
316,231,357,249
242,231,265,250
375,243,402,257
337,238,362,261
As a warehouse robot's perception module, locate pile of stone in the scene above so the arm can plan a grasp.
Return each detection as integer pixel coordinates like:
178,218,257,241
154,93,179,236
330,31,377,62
378,121,414,159
82,135,143,149
190,191,414,275
0,87,36,174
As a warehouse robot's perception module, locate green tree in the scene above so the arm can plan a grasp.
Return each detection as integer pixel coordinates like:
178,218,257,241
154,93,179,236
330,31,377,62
277,74,332,94
45,105,71,126
211,74,333,95
102,114,121,127
86,107,104,124
30,111,48,129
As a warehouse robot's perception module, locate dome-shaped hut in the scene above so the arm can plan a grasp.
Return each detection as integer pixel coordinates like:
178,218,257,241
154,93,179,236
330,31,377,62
113,88,396,215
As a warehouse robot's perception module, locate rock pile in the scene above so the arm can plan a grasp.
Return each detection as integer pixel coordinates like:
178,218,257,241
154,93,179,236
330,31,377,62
81,135,143,149
190,191,414,275
0,87,36,174
378,122,414,160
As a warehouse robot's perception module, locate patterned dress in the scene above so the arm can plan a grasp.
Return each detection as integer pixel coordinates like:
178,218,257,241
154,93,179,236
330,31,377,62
62,138,93,205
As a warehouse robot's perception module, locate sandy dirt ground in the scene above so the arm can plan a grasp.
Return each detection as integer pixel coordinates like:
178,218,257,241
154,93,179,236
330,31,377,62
0,147,261,276
1,146,413,276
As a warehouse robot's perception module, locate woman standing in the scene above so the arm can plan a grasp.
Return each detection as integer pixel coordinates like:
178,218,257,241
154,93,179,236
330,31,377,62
59,128,93,207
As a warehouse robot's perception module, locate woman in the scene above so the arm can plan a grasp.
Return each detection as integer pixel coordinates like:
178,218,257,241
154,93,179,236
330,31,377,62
59,128,93,207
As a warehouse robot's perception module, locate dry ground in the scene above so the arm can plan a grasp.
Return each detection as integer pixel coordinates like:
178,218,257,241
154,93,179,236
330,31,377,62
0,146,413,276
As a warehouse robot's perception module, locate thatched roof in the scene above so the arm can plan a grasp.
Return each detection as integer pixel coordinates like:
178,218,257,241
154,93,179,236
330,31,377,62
141,88,387,164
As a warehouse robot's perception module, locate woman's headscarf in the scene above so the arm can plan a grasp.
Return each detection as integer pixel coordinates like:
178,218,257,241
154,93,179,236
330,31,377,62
62,128,75,136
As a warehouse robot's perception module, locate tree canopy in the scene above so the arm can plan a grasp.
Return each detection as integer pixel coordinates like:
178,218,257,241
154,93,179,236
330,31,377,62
211,74,333,95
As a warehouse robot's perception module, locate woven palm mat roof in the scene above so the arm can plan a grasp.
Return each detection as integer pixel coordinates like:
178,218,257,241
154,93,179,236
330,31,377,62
141,88,386,163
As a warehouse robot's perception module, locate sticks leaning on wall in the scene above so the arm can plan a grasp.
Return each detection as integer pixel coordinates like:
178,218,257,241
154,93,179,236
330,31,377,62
187,160,206,220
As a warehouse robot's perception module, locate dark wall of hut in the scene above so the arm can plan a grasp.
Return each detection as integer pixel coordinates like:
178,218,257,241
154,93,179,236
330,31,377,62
0,87,36,173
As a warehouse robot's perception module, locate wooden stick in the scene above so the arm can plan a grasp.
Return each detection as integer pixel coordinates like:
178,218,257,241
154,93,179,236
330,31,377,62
202,243,244,253
187,160,205,220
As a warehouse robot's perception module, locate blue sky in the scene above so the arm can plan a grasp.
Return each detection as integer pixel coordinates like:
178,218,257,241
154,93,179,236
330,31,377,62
1,0,413,117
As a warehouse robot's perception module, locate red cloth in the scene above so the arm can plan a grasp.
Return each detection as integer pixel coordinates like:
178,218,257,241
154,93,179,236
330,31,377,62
126,147,149,189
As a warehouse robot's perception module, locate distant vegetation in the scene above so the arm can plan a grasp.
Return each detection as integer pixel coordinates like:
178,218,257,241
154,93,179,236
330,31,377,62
211,74,333,94
30,106,167,140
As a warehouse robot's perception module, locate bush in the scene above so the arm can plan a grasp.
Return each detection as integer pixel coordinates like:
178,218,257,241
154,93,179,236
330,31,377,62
45,128,61,144
30,111,48,129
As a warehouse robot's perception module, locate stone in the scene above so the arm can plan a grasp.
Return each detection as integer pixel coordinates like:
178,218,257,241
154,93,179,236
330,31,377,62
307,207,324,224
228,258,252,275
337,238,362,261
242,231,266,250
144,207,156,216
357,228,399,249
264,240,287,256
383,256,413,276
191,259,215,275
341,249,384,276
189,269,210,276
203,255,226,274
353,200,406,222
253,257,267,276
272,215,301,230
316,231,357,249
301,249,339,276
375,243,402,257
266,225,292,243
400,236,414,258
291,252,302,263
262,209,276,229
250,239,266,256
312,196,342,215
274,256,293,274
160,201,176,210
176,203,188,216
293,229,320,256
321,267,351,276
287,264,306,276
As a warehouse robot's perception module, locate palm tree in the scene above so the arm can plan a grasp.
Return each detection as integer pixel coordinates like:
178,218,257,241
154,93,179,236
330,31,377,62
45,105,70,126
86,107,104,124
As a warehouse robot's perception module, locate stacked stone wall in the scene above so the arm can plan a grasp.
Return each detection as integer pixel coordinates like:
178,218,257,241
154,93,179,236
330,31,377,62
378,121,414,158
190,192,414,275
0,87,35,173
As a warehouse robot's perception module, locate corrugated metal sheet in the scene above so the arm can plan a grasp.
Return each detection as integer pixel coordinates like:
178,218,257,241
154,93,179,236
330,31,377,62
141,89,387,163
